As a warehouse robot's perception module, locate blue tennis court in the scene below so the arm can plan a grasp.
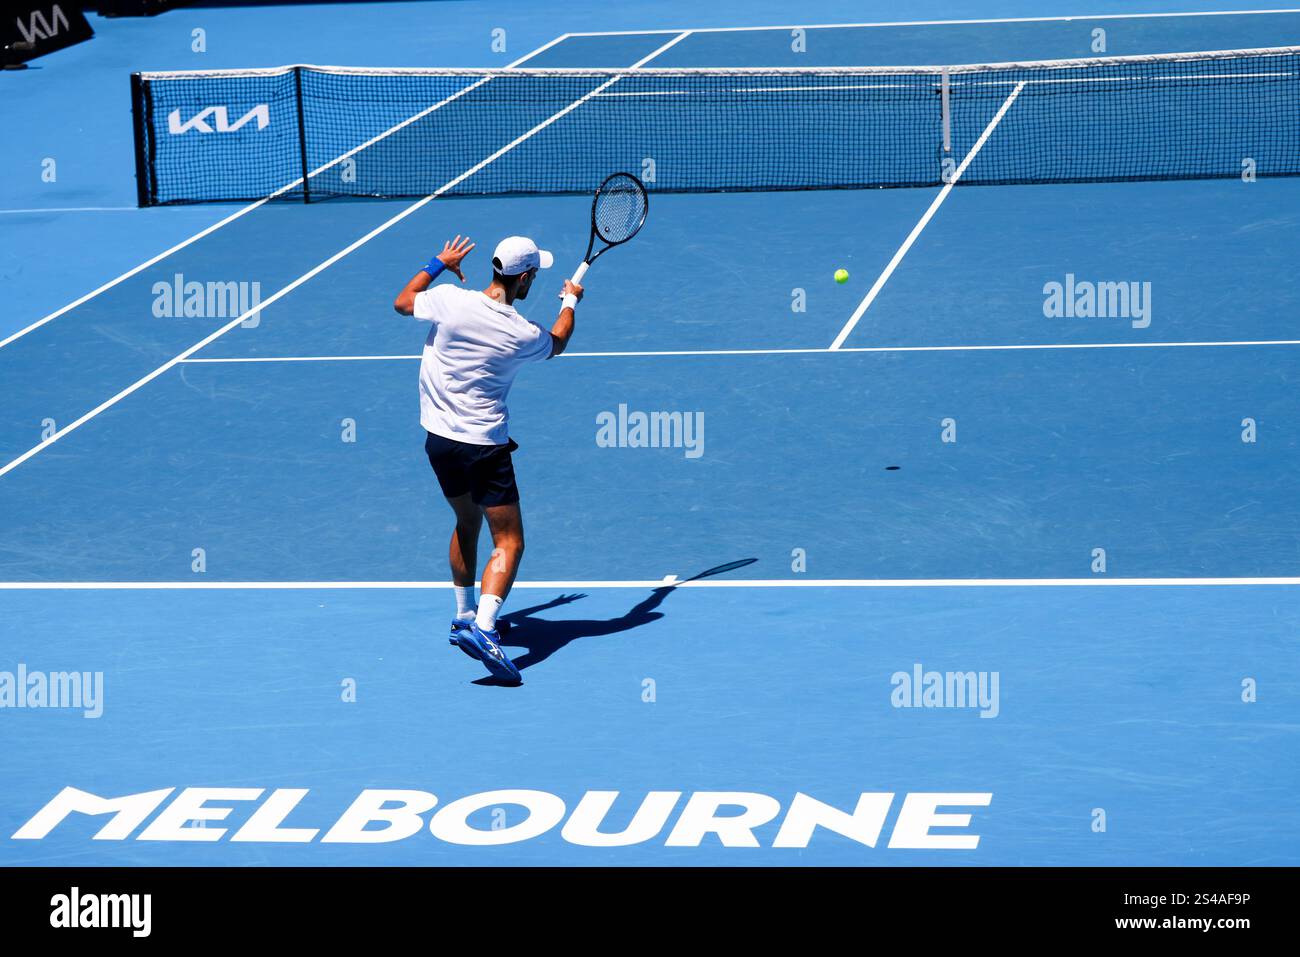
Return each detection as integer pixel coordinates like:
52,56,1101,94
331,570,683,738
2,3,1298,866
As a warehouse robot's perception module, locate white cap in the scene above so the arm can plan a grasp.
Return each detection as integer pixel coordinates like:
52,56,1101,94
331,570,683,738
492,236,553,276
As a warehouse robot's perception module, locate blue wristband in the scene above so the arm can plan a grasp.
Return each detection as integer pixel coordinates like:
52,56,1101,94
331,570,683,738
422,259,446,280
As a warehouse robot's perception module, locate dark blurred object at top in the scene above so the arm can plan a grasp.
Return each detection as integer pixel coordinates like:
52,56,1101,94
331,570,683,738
3,2,94,65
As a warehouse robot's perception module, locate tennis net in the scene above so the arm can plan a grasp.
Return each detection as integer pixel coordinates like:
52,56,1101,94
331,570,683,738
130,48,1300,206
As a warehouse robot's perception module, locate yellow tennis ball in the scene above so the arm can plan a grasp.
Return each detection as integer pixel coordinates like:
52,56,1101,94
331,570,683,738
834,268,849,284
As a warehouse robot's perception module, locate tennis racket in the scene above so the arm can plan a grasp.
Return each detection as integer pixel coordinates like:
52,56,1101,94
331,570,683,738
568,172,649,287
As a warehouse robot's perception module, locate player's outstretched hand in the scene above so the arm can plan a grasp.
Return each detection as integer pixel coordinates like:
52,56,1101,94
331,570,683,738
561,280,584,302
436,235,476,282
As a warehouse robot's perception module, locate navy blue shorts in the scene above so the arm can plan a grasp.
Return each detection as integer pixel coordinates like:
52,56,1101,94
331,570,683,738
423,430,520,507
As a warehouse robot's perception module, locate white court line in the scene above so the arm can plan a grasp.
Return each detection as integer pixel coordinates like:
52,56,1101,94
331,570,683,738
829,82,1025,351
0,33,574,354
563,9,1300,36
176,338,1300,364
2,577,1299,590
0,33,692,482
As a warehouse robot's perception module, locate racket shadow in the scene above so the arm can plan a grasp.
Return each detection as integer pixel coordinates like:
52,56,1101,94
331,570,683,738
470,558,756,686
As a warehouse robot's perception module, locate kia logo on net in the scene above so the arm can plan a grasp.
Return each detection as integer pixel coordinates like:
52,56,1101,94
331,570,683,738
167,105,270,135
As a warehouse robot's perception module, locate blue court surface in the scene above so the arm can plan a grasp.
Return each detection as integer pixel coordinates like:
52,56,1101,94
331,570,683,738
2,3,1299,866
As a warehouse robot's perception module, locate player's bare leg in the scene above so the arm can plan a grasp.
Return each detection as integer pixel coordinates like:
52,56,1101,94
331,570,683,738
480,502,525,607
446,492,482,593
449,501,525,682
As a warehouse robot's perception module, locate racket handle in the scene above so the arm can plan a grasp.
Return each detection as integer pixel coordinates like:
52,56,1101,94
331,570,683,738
569,261,589,285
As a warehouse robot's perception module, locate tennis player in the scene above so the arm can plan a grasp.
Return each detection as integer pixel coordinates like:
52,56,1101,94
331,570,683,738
394,235,582,684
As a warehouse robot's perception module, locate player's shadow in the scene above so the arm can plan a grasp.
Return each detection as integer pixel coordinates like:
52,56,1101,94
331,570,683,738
471,589,669,686
470,558,757,686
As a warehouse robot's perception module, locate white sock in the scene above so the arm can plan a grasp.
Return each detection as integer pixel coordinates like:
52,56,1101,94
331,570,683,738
475,594,504,631
453,585,477,621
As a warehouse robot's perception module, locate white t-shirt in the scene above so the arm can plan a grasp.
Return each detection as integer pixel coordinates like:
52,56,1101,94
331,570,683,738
413,284,553,446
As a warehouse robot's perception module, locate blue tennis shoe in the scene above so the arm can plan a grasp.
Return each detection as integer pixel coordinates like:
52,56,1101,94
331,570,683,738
449,618,480,660
457,623,521,683
448,617,510,660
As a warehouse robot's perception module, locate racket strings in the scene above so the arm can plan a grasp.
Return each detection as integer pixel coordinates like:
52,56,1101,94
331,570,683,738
593,177,648,244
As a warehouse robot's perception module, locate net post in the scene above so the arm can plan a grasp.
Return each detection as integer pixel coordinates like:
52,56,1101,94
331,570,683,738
129,72,152,208
293,66,310,203
941,68,951,154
